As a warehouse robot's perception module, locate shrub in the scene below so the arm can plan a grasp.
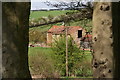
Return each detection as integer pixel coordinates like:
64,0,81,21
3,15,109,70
51,35,86,76
29,29,46,43
73,58,93,77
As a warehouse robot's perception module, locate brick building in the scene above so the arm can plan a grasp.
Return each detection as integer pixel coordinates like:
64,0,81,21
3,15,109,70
47,25,86,47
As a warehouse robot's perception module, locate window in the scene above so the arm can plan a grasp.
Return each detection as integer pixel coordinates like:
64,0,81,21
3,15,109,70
78,30,82,38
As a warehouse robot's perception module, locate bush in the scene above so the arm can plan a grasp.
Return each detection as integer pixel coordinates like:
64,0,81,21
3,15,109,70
51,36,87,76
73,58,93,77
29,29,46,43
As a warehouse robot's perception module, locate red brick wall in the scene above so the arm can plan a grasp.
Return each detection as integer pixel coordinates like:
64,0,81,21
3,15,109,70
47,33,52,45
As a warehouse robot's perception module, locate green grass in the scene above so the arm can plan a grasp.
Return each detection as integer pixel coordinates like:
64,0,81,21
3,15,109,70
28,47,93,78
84,52,92,61
28,47,55,61
28,47,56,77
28,47,92,60
30,10,73,20
29,10,92,33
28,47,53,56
28,47,92,67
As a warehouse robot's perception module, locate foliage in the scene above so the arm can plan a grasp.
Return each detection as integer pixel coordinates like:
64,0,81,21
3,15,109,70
48,15,54,21
29,29,46,43
28,47,92,78
73,56,93,77
51,35,87,76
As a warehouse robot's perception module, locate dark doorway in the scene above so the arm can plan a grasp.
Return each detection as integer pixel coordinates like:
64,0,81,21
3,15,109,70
78,30,82,38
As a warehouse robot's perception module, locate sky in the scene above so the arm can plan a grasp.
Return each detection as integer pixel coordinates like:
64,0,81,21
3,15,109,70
31,0,91,10
31,0,73,10
31,2,58,10
31,0,74,2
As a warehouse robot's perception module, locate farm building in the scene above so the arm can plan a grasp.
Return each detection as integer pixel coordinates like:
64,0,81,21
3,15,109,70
80,32,92,49
47,25,86,47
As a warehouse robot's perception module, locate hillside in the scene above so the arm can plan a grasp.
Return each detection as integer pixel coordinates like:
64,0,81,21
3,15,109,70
29,10,92,43
29,10,72,31
30,10,73,20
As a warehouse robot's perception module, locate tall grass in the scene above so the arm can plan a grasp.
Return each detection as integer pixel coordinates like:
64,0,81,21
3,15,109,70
28,47,93,78
28,47,60,78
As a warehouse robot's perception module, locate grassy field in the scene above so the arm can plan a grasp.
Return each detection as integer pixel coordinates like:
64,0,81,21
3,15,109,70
30,10,73,20
29,10,75,31
28,47,92,58
29,10,92,34
29,10,73,33
28,47,93,78
28,47,53,56
28,47,56,77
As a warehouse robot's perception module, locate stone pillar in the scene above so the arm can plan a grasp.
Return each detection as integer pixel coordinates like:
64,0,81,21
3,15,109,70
92,2,120,78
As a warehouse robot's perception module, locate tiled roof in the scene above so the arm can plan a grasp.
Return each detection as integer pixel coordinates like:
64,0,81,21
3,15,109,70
48,25,83,34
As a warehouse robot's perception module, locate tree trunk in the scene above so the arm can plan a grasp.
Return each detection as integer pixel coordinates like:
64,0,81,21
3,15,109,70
112,2,120,78
92,2,120,78
2,2,31,78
